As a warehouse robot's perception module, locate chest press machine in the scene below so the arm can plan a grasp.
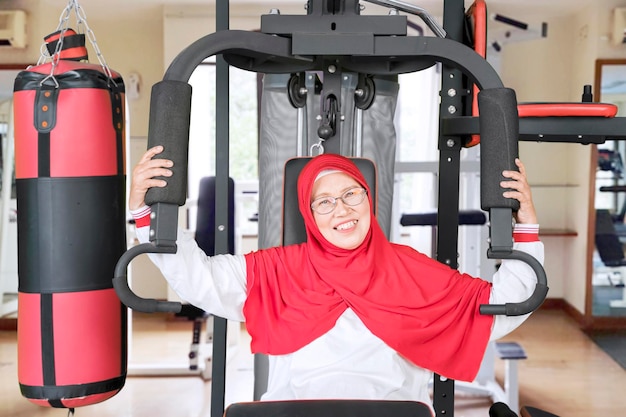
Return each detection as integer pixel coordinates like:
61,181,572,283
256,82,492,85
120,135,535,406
113,0,626,416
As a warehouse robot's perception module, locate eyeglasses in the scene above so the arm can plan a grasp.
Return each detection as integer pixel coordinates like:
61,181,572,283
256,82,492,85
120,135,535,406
310,187,368,215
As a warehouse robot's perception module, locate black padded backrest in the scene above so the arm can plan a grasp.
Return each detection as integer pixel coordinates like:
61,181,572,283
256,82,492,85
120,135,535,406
594,209,625,266
282,157,377,246
224,400,432,417
595,209,616,235
195,176,235,256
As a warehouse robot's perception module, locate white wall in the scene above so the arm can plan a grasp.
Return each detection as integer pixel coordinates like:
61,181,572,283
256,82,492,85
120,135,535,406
499,14,577,305
499,3,626,314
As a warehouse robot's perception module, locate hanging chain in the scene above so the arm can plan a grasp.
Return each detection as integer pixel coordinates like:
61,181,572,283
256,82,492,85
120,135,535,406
74,2,114,80
36,0,71,86
37,0,114,86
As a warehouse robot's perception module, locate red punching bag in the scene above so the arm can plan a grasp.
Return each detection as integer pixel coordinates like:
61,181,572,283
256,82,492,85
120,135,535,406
13,21,127,409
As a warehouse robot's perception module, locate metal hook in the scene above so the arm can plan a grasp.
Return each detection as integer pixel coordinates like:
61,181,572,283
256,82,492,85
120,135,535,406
310,140,324,156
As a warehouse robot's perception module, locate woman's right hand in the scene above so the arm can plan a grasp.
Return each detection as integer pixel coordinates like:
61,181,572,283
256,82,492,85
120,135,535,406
128,145,173,211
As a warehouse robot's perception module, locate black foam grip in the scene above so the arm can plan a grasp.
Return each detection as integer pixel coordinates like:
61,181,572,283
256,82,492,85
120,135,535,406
145,80,192,207
479,88,520,211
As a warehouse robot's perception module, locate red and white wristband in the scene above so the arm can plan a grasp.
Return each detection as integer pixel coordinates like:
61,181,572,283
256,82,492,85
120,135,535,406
130,205,151,228
513,224,540,242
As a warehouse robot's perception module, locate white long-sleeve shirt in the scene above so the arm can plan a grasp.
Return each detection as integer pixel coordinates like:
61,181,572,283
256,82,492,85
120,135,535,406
133,220,543,411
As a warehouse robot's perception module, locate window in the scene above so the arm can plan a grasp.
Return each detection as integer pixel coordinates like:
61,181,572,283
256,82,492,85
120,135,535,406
392,65,442,253
187,60,259,249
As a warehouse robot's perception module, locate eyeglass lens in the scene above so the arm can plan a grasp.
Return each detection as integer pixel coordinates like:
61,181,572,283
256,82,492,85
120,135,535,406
311,188,366,214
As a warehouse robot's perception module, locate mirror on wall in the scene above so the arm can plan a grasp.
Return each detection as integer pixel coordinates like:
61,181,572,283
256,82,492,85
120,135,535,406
591,59,626,319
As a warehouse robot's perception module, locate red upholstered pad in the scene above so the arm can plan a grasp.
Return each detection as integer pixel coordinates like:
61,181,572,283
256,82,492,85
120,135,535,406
518,102,618,118
466,0,487,148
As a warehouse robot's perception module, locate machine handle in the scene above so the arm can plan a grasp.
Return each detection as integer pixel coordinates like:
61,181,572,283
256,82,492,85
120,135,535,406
363,0,447,38
480,248,548,316
112,81,191,314
113,242,182,313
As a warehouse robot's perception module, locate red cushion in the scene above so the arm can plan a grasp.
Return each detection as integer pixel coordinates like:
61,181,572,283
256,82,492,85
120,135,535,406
518,102,618,118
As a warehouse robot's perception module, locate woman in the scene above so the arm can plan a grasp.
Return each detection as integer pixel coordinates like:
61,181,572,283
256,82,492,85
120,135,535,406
129,147,543,411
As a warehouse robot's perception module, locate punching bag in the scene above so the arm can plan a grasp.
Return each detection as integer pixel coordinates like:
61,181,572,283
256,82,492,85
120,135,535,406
13,27,127,408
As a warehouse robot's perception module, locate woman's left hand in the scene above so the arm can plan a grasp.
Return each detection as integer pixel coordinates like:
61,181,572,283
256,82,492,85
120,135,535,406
501,158,538,225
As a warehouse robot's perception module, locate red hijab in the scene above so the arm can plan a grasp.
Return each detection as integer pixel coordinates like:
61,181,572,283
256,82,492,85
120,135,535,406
243,154,494,381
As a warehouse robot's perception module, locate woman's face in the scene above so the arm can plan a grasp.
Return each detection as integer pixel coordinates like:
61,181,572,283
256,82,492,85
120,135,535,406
310,172,371,250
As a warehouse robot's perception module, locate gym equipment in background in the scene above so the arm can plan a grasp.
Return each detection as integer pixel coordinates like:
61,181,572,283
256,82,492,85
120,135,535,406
117,0,626,414
596,149,626,236
593,209,626,314
113,2,552,417
258,72,397,248
13,0,127,409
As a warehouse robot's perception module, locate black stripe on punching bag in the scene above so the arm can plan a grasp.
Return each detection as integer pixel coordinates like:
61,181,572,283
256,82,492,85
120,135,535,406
15,68,125,94
48,399,64,408
37,133,50,178
40,293,56,388
34,85,58,178
20,375,127,402
110,87,125,176
120,302,128,373
17,176,127,294
112,86,128,378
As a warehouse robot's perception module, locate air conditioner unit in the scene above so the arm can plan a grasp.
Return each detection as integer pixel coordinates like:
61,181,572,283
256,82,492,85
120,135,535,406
0,10,27,48
613,7,626,45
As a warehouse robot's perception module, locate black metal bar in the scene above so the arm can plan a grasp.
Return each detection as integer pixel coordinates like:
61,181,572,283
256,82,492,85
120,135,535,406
492,14,528,30
148,203,179,247
441,115,626,144
487,208,514,253
261,14,407,36
161,31,504,92
318,61,343,153
433,144,461,417
433,0,465,415
164,30,309,82
436,146,462,270
211,4,229,417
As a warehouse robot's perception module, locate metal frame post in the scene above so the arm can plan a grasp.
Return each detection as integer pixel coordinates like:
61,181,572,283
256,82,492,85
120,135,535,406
211,3,230,417
433,0,467,416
